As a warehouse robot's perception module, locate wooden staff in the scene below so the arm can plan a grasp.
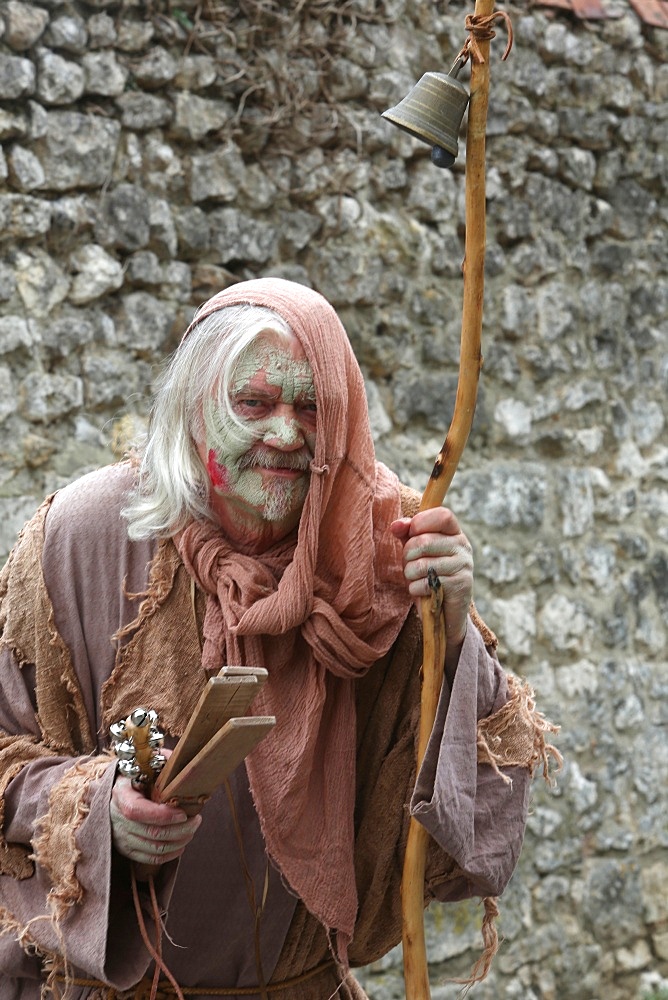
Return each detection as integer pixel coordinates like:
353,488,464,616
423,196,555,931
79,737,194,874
401,3,511,996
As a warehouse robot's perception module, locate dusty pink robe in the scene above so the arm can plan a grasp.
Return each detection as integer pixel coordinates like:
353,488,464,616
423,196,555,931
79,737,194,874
0,464,533,999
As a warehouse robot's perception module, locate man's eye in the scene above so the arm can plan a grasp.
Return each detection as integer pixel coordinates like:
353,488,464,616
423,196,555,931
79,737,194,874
235,399,265,411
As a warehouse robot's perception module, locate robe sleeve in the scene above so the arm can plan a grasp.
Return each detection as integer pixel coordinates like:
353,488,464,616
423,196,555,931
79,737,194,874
0,467,177,992
411,616,557,902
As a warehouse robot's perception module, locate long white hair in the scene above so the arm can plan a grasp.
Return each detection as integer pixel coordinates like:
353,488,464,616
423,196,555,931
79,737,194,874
122,303,293,540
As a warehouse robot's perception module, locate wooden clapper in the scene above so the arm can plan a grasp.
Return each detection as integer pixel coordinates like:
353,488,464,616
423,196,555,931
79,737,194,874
153,666,275,815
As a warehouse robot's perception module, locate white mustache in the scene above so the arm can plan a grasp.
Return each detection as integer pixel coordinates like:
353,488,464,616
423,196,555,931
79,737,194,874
238,448,312,472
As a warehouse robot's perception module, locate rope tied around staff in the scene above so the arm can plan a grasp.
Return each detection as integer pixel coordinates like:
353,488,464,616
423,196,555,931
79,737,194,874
457,10,514,66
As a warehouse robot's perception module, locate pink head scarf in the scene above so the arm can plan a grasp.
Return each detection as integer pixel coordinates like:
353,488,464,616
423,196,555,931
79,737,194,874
174,278,412,959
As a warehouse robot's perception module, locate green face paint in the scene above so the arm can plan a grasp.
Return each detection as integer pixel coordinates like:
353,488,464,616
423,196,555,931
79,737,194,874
201,333,316,531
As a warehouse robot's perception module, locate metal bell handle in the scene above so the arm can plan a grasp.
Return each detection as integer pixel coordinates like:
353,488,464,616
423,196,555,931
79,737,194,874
110,707,166,791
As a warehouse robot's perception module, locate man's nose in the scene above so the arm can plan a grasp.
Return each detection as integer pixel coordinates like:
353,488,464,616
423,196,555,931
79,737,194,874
262,411,306,450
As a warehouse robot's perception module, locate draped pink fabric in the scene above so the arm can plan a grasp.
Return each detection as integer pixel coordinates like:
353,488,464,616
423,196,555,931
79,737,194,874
174,278,412,959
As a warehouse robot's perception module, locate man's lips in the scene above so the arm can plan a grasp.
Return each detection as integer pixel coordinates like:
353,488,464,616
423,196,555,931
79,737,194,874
254,465,306,479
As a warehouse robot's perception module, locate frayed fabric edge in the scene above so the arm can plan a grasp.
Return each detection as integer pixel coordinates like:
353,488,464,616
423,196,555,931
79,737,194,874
27,755,115,996
0,739,61,879
32,755,113,921
449,895,501,994
112,539,179,644
476,673,563,786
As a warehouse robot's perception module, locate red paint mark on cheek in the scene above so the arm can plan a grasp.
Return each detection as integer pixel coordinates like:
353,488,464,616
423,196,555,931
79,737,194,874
207,449,230,490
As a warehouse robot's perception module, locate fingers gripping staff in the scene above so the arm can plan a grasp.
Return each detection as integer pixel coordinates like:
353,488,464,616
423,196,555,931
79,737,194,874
383,3,513,997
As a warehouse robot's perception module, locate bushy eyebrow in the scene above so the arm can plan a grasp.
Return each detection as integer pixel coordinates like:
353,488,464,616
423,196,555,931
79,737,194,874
232,384,316,404
232,384,278,399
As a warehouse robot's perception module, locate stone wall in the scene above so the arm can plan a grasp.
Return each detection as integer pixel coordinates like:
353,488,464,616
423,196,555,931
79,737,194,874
0,1,666,998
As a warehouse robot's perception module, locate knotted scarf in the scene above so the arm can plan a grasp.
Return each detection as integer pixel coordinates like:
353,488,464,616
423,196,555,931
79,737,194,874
174,278,413,960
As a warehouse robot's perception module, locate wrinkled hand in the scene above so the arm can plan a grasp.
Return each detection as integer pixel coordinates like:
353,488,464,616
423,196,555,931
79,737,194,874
110,775,202,868
390,507,473,649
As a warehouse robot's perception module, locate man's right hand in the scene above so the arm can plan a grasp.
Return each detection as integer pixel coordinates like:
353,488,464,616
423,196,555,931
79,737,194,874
110,776,202,867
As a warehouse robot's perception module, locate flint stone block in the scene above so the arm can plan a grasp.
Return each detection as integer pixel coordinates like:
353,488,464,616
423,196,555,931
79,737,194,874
115,92,173,131
8,146,45,191
0,366,16,424
559,468,595,538
406,161,459,224
0,53,36,98
87,13,116,49
27,99,47,139
118,291,176,355
81,350,147,407
95,184,151,251
209,208,278,265
19,371,83,422
174,55,217,91
449,464,547,529
36,49,86,105
540,593,592,652
190,144,245,203
0,316,37,355
133,47,178,88
491,592,537,656
309,242,383,307
161,261,191,303
116,19,155,53
279,209,322,253
0,263,17,301
630,398,665,447
609,180,659,240
582,860,645,947
174,206,211,258
541,22,588,65
2,2,49,51
535,281,574,342
478,545,523,584
126,250,163,286
494,398,532,443
0,495,43,560
14,249,70,317
501,284,538,339
0,109,29,141
554,659,599,698
614,693,645,732
392,371,458,432
0,194,50,239
559,148,597,191
44,15,88,54
148,198,178,258
82,51,129,97
581,543,616,591
328,57,368,101
33,311,96,356
68,244,124,304
32,112,121,191
173,93,232,142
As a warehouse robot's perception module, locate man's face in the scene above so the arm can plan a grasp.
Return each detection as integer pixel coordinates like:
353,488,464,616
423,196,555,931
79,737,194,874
197,330,317,547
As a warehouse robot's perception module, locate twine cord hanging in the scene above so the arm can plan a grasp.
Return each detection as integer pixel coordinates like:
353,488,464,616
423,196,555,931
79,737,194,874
457,10,514,66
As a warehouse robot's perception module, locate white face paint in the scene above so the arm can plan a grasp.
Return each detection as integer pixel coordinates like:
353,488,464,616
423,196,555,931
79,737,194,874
197,330,317,547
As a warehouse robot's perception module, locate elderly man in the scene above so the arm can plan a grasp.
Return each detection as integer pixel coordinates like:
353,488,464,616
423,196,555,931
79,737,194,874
0,279,552,999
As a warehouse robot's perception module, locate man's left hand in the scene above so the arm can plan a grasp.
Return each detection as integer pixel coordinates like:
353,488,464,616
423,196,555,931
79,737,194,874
390,507,473,649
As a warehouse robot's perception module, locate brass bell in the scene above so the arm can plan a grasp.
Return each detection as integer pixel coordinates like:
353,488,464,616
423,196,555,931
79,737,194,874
382,62,469,169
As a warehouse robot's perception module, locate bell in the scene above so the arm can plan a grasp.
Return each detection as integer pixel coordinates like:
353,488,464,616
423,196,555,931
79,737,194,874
382,68,469,169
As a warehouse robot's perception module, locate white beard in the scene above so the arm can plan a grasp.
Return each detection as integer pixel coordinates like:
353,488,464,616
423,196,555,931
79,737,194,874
261,474,310,522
